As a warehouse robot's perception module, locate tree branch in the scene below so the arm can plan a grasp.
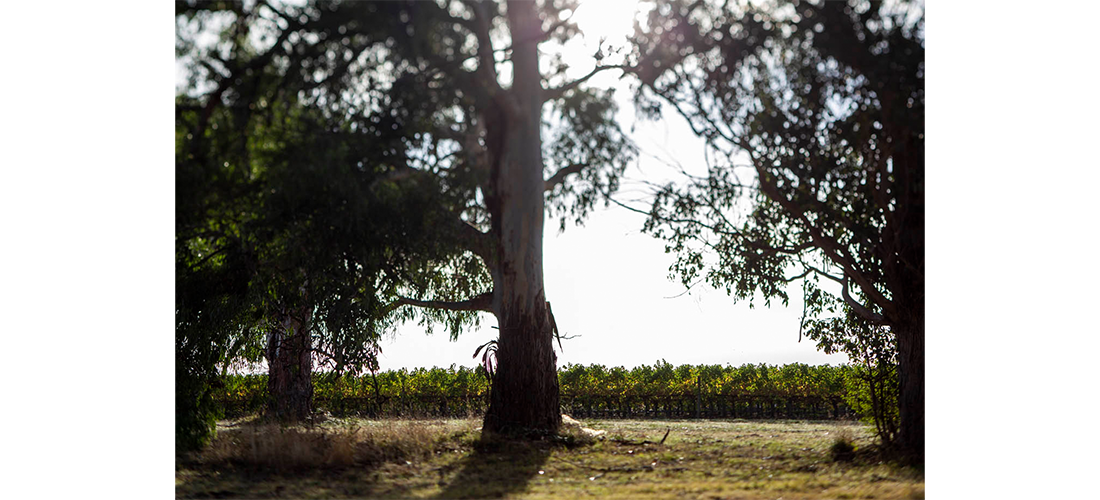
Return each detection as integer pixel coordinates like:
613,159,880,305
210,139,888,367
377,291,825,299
544,64,632,101
366,164,494,268
468,1,503,91
804,262,884,323
783,268,812,283
750,157,896,319
544,162,589,191
608,196,746,238
393,291,494,313
367,165,422,191
839,275,885,323
191,16,297,153
187,245,232,272
464,0,519,119
455,218,495,267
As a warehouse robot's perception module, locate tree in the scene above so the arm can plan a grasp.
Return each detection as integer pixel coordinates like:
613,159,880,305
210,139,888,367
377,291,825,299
175,87,406,423
176,1,468,424
176,0,637,436
629,0,924,461
366,0,636,435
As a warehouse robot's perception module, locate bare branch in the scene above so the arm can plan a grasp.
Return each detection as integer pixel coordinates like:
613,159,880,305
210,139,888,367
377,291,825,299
607,196,745,238
543,64,633,101
839,276,885,323
803,262,884,323
463,0,520,118
188,245,232,272
750,155,896,318
783,269,812,283
468,1,501,85
663,277,706,299
544,162,588,191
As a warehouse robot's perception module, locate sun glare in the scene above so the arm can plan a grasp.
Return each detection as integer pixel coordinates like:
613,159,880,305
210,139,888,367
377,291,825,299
570,0,642,45
553,0,644,89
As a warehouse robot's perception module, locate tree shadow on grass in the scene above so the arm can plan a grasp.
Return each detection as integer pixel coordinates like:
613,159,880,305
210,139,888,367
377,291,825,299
435,434,552,499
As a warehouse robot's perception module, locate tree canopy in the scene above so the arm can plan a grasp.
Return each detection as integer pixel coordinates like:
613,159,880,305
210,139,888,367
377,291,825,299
628,0,924,460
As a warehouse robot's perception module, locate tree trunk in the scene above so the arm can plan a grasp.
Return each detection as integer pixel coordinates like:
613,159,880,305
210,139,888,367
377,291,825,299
895,307,924,463
484,295,560,434
267,305,313,421
480,0,561,436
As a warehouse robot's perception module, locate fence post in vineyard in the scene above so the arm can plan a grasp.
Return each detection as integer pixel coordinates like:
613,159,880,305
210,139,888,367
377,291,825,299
694,372,702,419
399,371,408,416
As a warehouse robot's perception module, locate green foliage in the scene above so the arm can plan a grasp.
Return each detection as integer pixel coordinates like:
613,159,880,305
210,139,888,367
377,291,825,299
842,363,899,445
176,205,258,450
176,365,222,453
217,362,852,415
176,2,417,440
806,309,900,447
557,360,846,398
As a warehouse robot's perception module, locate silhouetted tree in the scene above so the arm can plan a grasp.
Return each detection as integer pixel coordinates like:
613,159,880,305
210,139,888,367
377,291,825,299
629,0,924,461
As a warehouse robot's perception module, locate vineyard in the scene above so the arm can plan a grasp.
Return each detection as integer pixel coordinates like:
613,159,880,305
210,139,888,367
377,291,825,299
215,361,859,420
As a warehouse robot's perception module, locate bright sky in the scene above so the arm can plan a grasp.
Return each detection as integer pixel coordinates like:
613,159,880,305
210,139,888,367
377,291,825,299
378,0,850,371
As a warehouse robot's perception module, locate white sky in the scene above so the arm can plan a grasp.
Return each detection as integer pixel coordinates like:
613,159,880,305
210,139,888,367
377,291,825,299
378,0,849,371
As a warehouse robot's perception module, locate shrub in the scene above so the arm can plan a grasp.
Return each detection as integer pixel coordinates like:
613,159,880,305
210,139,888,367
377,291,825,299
804,310,900,448
843,363,899,447
829,430,857,462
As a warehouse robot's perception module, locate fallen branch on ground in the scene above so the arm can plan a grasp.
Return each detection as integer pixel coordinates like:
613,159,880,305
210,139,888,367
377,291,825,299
610,427,671,446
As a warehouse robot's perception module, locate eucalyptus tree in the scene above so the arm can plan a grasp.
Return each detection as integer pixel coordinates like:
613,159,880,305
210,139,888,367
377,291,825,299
175,83,426,423
176,1,468,424
177,0,638,436
349,0,636,435
628,0,924,460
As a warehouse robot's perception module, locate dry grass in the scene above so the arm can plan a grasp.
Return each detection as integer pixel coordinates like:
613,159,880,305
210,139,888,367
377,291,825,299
194,417,478,470
177,417,924,499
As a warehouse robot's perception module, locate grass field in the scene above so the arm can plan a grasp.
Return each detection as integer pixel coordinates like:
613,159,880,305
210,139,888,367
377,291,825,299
176,416,923,499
